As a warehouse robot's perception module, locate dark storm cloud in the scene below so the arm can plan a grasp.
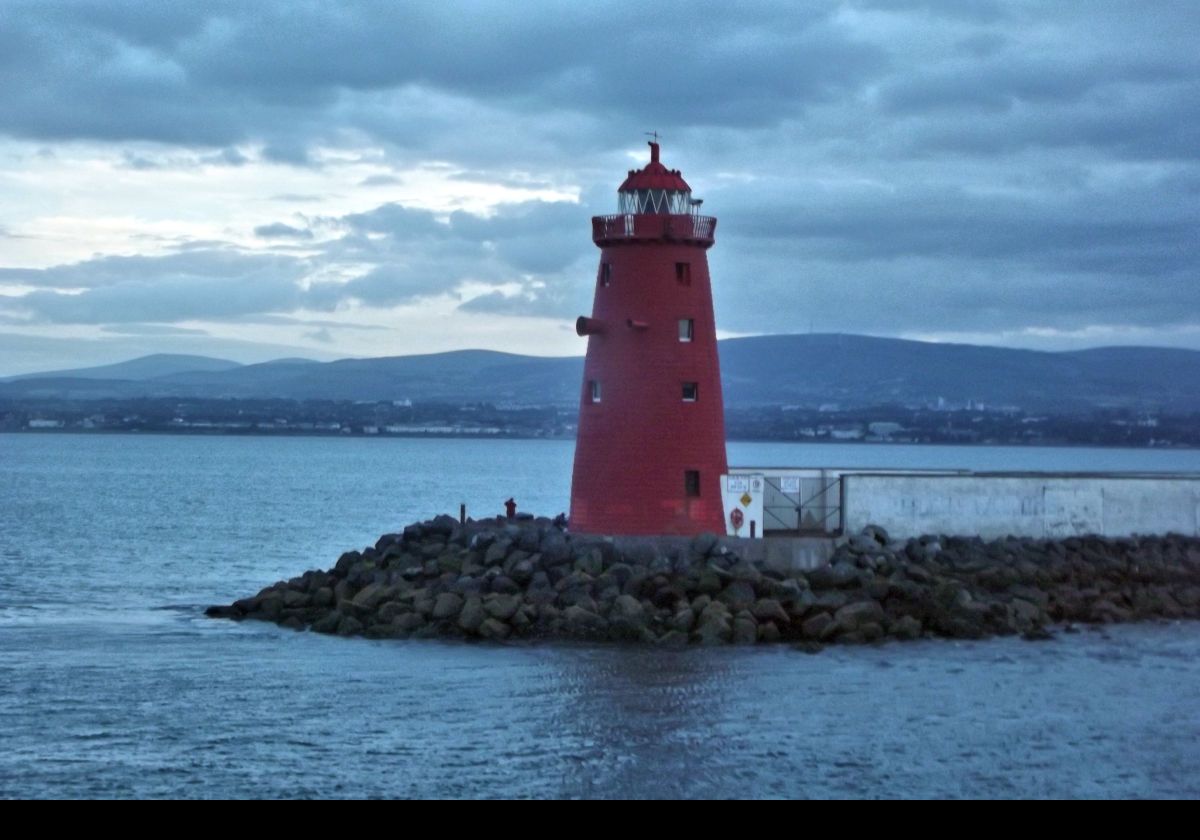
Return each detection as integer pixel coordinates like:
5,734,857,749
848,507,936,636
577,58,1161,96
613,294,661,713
0,1,878,154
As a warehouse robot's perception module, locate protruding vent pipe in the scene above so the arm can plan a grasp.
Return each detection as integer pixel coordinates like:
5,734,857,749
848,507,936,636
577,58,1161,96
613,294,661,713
576,316,603,336
626,318,649,330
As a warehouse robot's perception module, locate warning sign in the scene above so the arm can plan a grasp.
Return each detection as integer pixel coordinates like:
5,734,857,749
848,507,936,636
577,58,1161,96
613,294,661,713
740,492,753,508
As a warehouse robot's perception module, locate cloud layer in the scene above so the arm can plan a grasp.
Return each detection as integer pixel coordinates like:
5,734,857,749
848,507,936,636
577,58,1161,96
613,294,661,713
0,0,1197,366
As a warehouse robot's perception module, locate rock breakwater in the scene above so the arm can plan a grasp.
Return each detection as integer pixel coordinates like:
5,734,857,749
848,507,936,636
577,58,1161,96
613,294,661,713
206,515,1200,647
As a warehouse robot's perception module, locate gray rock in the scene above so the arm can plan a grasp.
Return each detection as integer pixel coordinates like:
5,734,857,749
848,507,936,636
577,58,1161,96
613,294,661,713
717,580,757,611
508,559,536,585
540,535,571,567
562,605,608,637
393,612,425,633
484,594,523,621
431,592,465,620
490,575,521,595
437,552,463,574
834,600,885,633
311,611,342,634
732,611,758,645
574,547,604,576
336,615,364,636
609,594,648,638
801,612,834,640
807,563,862,590
478,618,511,640
751,598,790,625
351,582,393,610
457,596,485,632
693,616,732,645
657,630,690,648
282,590,310,609
377,601,408,625
669,609,695,633
758,621,782,643
861,524,889,545
890,615,923,640
483,539,511,567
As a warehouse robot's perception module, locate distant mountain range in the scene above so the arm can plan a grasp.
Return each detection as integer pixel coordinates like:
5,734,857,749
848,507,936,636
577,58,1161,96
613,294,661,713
3,334,1199,413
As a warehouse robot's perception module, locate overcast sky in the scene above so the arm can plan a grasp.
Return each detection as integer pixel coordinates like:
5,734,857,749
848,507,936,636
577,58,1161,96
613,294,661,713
1,1,1197,374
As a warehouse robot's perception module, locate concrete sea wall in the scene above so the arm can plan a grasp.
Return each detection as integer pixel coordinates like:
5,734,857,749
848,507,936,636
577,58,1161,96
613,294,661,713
842,474,1200,540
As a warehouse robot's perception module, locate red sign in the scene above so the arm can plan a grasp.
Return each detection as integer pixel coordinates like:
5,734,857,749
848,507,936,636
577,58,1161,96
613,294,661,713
730,508,744,529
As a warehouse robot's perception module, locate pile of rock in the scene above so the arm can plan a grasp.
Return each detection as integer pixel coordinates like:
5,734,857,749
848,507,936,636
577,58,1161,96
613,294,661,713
206,515,1200,647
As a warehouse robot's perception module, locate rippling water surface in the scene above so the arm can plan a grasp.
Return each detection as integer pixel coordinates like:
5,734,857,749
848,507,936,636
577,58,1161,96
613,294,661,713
2,434,1199,798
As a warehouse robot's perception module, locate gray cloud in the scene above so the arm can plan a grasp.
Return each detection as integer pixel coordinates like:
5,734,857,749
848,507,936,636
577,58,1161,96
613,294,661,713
0,249,306,291
254,222,313,240
100,323,209,336
358,174,402,187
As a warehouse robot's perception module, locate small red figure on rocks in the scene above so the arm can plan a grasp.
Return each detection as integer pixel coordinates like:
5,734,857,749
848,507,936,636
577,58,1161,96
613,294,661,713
504,498,517,520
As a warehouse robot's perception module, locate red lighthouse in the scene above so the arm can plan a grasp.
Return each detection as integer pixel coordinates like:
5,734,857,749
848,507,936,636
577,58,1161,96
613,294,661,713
569,141,728,535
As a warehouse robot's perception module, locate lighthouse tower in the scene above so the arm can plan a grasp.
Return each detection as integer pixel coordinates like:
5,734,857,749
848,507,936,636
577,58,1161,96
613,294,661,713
569,141,728,535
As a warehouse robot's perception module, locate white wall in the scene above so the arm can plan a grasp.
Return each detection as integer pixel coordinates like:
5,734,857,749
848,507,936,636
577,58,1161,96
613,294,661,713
842,474,1200,539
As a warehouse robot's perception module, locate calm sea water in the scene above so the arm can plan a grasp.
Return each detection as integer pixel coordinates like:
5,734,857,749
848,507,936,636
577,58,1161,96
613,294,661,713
2,434,1199,798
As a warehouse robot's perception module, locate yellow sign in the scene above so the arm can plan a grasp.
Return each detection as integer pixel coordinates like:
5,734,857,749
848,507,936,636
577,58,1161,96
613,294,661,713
740,492,753,507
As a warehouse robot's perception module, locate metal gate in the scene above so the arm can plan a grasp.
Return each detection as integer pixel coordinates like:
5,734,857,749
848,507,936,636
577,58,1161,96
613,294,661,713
762,475,843,536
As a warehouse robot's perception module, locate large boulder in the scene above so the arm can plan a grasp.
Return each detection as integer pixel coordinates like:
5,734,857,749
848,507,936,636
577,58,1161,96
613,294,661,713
431,593,465,620
834,600,885,633
457,596,486,633
609,594,649,638
478,618,511,640
807,563,862,590
732,611,758,645
484,594,523,621
562,605,608,638
717,580,757,612
751,598,790,625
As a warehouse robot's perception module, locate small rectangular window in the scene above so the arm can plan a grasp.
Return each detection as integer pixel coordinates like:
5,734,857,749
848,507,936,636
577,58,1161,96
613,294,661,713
682,382,698,402
684,470,701,498
675,262,691,285
589,380,601,403
678,318,694,342
599,264,611,287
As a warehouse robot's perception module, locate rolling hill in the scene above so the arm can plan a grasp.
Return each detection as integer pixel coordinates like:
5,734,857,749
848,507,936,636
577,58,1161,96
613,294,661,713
3,334,1199,413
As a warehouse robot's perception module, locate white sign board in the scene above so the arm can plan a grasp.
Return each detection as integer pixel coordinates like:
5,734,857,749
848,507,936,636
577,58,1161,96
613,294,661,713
721,474,765,539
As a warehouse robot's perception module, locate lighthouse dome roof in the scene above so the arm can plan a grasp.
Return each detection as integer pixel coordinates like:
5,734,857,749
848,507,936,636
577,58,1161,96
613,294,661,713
617,142,692,193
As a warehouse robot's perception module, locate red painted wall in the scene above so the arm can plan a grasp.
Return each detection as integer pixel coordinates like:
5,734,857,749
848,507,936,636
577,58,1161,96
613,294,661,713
569,218,728,535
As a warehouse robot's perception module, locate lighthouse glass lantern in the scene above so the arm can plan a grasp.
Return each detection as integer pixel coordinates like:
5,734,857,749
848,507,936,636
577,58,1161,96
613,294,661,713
569,142,728,535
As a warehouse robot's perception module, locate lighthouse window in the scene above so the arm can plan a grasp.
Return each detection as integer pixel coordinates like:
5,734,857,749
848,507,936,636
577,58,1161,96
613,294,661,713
599,263,611,287
589,380,602,403
682,382,699,402
675,262,691,285
684,470,701,498
678,319,694,342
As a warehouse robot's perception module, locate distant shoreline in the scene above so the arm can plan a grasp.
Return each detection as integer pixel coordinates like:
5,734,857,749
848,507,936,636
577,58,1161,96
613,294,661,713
3,427,1198,451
